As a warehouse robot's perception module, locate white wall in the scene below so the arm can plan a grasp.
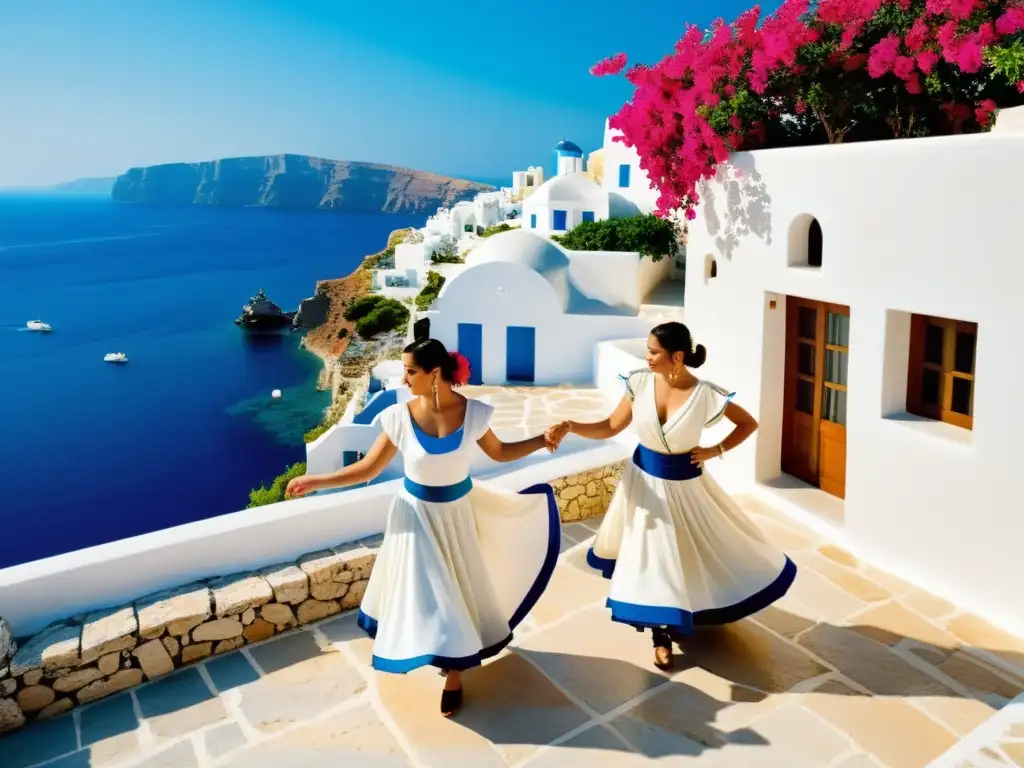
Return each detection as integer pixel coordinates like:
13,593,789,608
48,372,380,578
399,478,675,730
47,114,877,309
424,261,651,385
521,176,610,236
522,201,608,237
684,131,1024,635
601,119,659,215
594,338,648,408
565,250,670,314
557,155,585,176
0,437,634,637
393,242,425,271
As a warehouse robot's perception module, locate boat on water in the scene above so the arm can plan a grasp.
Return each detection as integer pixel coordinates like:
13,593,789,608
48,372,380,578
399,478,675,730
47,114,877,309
103,352,128,364
234,289,296,331
26,320,52,332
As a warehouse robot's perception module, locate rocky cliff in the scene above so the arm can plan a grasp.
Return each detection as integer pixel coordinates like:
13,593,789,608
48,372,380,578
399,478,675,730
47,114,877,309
111,155,494,214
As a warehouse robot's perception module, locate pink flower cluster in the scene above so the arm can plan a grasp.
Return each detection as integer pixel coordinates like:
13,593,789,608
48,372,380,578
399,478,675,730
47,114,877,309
593,0,1023,217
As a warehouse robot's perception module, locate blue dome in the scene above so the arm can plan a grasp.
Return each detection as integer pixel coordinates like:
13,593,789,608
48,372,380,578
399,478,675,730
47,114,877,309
554,140,583,156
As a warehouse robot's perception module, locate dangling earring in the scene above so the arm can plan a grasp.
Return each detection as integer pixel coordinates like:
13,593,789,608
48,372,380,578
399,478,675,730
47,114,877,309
431,375,440,412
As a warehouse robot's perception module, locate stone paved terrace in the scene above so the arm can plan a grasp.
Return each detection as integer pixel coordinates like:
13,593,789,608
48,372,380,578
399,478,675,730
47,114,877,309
461,384,610,442
4,497,1024,768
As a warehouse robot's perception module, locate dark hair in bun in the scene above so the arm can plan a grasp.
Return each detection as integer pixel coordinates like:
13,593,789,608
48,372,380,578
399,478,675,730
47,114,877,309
650,321,707,369
403,338,459,381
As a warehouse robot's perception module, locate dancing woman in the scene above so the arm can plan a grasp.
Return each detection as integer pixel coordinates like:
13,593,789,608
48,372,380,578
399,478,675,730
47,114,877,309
286,338,560,716
545,322,796,670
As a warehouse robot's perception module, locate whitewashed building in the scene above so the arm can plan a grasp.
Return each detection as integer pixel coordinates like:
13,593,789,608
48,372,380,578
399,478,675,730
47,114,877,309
601,119,660,217
684,105,1024,635
511,166,545,201
418,228,670,385
522,172,610,236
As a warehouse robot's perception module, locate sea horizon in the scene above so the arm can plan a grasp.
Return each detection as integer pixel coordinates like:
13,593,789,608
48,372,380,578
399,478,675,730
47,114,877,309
0,195,424,569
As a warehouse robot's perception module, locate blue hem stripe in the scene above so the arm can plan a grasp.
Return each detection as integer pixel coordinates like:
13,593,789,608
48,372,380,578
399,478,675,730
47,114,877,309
356,482,561,674
590,554,797,635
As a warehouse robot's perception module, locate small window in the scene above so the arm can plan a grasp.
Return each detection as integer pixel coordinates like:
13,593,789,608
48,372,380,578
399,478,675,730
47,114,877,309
788,214,823,268
526,174,534,186
808,220,822,267
552,209,568,231
907,314,977,430
581,210,595,223
618,164,630,188
530,213,537,229
704,254,717,282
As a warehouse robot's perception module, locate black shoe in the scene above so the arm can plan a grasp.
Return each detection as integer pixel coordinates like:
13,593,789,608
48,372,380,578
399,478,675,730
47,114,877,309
441,686,463,717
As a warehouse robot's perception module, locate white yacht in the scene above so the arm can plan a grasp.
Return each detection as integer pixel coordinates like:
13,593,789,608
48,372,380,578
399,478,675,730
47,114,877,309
103,352,128,364
26,320,52,332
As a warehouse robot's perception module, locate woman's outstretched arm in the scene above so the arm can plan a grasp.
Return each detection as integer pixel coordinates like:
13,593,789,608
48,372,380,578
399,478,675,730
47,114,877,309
285,432,398,498
550,395,633,444
476,429,550,463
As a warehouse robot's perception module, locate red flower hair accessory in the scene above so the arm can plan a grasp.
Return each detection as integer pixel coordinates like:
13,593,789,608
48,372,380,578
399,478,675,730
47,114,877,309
450,351,471,387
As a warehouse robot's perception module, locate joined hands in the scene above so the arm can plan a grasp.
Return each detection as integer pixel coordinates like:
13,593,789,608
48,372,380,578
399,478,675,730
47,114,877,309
544,420,571,452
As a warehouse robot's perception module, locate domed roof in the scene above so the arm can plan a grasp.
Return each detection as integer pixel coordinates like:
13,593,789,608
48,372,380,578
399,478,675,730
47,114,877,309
525,172,606,206
554,140,583,155
465,229,569,274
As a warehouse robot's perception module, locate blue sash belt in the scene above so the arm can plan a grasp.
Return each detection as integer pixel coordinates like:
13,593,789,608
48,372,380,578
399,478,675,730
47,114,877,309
632,444,703,481
403,476,473,502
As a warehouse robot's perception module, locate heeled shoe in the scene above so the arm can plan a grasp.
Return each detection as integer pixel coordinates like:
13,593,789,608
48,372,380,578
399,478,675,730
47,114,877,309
653,644,673,670
652,629,674,670
440,686,463,717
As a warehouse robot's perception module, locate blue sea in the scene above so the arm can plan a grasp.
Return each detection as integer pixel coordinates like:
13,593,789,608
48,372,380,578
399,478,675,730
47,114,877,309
0,196,424,569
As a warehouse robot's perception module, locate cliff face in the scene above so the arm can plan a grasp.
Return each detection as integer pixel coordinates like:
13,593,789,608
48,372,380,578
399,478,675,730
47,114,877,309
111,155,495,214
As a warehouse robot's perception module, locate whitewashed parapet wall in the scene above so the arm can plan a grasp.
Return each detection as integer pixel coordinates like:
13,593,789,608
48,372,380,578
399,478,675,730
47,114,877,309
0,460,624,735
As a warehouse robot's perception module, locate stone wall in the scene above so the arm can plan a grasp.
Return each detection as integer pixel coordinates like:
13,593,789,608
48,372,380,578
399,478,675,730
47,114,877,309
549,460,625,523
0,461,625,735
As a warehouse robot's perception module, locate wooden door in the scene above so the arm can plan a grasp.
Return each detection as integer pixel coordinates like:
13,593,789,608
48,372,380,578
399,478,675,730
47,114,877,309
782,298,849,499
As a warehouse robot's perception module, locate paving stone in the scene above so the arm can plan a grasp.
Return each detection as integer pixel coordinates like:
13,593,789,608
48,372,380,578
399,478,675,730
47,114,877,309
205,651,261,692
237,635,366,732
222,703,409,766
135,739,200,767
0,709,78,767
203,721,249,761
79,691,142,765
135,667,227,738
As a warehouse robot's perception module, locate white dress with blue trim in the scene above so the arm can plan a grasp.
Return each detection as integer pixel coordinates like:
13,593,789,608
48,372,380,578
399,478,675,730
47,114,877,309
356,398,560,673
587,371,796,635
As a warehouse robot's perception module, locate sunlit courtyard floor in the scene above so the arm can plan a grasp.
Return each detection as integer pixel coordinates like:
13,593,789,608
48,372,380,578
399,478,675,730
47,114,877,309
5,494,1024,768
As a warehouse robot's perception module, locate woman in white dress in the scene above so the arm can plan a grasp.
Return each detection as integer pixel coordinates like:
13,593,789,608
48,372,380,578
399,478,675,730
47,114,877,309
545,322,796,670
285,338,560,716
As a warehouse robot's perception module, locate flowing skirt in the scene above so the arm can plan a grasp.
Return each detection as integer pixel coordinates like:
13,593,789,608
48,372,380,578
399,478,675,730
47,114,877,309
357,480,560,673
587,450,796,635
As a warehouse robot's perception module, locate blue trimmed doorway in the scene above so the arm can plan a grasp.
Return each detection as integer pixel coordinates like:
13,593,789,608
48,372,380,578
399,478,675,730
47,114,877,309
457,323,483,385
506,326,536,383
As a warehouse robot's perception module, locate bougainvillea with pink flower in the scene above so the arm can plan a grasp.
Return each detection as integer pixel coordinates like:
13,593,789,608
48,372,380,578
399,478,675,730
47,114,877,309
592,0,1024,217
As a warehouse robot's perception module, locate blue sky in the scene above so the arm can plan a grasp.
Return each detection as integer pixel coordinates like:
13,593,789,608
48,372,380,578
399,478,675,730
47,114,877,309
0,0,773,187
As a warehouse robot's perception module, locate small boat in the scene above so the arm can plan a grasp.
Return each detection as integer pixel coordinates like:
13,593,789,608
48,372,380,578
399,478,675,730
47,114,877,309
103,352,128,364
26,320,52,332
